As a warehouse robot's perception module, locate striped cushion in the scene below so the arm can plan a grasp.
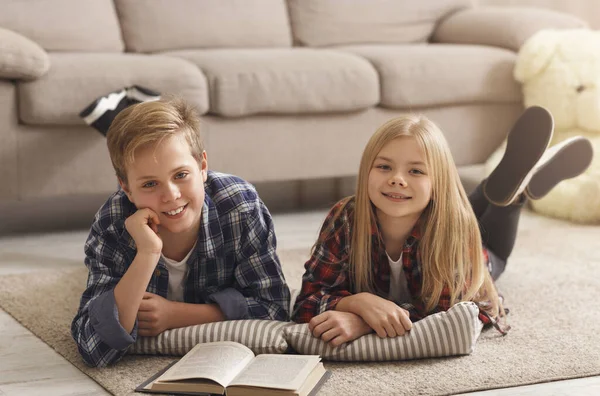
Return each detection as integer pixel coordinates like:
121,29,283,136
130,320,289,356
283,302,483,361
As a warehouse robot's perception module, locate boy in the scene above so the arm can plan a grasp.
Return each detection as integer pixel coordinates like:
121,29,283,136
71,98,291,367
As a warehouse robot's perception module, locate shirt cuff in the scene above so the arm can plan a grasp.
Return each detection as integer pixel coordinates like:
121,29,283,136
208,288,249,320
318,294,348,314
88,290,136,350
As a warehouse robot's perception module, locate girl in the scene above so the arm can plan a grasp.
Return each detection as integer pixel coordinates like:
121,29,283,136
292,106,593,347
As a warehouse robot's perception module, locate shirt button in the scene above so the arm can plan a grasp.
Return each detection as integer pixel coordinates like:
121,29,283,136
154,269,161,277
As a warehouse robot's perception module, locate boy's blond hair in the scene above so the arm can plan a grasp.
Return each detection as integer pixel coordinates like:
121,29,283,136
106,97,204,184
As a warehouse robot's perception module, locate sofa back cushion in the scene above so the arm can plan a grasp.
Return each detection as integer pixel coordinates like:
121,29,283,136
0,0,124,52
288,0,473,47
115,0,292,53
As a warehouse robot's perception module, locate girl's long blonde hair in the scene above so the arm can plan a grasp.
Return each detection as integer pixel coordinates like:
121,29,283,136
349,115,501,318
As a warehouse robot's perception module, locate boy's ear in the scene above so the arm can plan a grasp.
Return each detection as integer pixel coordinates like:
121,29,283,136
118,177,131,197
200,151,208,182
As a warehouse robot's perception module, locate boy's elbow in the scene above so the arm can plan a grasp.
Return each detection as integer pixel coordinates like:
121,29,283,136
274,308,289,322
72,328,121,368
271,301,290,322
82,355,109,368
76,343,110,368
77,344,122,368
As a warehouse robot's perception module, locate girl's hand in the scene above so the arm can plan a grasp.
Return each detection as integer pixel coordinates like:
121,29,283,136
308,311,372,347
136,292,173,336
124,208,163,256
352,293,412,338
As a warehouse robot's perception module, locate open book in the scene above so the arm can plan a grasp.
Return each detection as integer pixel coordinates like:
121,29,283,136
136,341,330,396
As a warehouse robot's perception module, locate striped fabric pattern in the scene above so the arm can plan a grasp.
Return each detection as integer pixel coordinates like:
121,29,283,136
284,302,483,361
130,319,290,356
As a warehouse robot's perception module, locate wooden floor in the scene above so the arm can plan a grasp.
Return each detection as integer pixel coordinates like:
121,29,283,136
1,210,599,395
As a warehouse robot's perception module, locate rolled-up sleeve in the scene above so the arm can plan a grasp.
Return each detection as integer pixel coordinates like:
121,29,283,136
208,287,248,320
71,225,136,367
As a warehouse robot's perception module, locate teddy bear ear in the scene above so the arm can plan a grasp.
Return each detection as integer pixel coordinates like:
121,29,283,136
514,29,561,83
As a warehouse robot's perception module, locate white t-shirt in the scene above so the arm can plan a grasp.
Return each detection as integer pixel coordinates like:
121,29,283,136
387,252,411,305
162,243,197,302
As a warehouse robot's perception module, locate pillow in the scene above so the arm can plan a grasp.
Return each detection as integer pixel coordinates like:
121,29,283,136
283,302,483,361
0,27,50,80
130,319,290,356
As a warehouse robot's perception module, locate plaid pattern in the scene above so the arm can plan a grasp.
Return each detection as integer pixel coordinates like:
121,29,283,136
71,171,290,367
292,198,494,326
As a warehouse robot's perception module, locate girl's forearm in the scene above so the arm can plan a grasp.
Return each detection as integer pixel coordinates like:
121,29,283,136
335,293,364,316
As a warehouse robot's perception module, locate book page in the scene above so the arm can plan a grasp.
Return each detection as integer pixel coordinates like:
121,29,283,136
229,355,321,390
157,341,255,387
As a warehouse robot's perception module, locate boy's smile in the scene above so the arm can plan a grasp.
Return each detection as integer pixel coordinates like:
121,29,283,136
120,134,208,238
368,136,432,224
164,203,188,218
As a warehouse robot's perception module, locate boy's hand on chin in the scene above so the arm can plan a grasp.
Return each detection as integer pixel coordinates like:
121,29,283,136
352,293,412,338
137,292,173,337
125,208,163,256
308,311,372,347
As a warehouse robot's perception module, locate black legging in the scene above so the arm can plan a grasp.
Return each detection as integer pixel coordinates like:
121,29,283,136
469,179,525,280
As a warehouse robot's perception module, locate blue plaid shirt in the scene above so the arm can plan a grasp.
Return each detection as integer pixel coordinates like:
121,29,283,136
71,171,290,367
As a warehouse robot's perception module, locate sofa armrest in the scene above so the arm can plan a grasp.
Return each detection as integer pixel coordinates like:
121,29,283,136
0,27,50,81
431,7,587,52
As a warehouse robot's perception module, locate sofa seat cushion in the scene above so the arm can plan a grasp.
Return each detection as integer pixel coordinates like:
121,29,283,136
165,48,379,117
18,53,209,126
337,44,521,108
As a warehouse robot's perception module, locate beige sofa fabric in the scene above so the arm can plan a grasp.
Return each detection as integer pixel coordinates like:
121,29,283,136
432,7,588,51
0,0,124,52
18,53,209,126
0,28,50,80
167,48,379,117
115,0,292,53
18,125,117,200
288,0,473,47
204,104,522,183
338,44,521,109
0,82,17,201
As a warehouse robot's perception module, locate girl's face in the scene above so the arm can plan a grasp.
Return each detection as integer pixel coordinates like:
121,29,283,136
368,136,432,223
120,134,207,236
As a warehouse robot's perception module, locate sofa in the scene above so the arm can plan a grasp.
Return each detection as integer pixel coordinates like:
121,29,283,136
0,0,586,233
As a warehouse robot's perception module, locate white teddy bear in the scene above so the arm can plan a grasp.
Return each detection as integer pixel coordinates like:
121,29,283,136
485,29,600,223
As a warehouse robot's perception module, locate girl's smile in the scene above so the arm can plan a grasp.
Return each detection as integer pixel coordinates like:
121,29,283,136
381,192,411,201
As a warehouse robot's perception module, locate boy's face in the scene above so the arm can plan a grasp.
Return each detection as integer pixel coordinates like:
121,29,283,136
120,134,208,236
367,136,432,224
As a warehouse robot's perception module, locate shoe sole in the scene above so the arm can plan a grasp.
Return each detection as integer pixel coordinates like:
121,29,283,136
484,106,554,206
525,138,593,200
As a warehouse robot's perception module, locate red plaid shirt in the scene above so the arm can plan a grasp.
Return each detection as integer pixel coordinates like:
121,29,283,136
292,198,496,326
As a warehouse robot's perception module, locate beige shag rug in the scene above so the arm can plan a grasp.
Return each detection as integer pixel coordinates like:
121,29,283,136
1,210,600,396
